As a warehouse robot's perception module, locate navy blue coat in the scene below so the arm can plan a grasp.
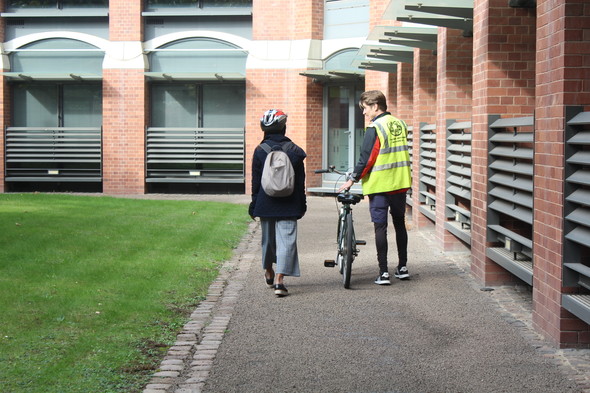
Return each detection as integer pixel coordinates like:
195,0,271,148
249,133,307,219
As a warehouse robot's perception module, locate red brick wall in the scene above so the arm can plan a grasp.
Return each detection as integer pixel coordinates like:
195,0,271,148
253,0,324,40
397,63,414,126
109,0,143,41
244,69,322,194
411,47,437,229
470,0,536,284
0,0,5,192
248,0,324,194
102,1,145,194
435,28,473,250
102,69,146,194
533,0,590,348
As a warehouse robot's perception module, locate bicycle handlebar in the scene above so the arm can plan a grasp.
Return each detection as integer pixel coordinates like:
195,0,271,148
314,165,349,177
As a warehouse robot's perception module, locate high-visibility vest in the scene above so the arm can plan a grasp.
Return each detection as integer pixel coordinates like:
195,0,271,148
361,114,412,195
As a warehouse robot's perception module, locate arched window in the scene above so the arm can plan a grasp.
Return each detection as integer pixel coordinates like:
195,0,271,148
147,37,246,79
8,38,103,79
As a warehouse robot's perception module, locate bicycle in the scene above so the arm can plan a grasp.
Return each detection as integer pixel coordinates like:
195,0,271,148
315,166,366,289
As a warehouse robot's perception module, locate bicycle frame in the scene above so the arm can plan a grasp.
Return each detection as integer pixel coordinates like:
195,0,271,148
315,166,365,288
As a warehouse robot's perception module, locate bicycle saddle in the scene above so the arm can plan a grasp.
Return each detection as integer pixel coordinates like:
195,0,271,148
338,193,362,205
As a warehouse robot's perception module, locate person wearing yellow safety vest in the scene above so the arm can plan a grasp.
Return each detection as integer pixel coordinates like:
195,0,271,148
339,90,412,286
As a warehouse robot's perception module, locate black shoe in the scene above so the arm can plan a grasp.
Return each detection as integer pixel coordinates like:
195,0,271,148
265,271,275,287
394,266,410,280
374,272,391,285
274,283,289,297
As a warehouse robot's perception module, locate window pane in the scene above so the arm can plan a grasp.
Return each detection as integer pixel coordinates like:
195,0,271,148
7,0,107,8
326,86,351,172
63,85,102,127
151,84,197,127
149,38,246,74
11,39,103,74
12,84,58,127
146,0,197,7
202,84,245,128
202,0,251,6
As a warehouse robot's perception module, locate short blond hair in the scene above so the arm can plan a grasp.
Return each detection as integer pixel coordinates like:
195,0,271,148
359,90,387,111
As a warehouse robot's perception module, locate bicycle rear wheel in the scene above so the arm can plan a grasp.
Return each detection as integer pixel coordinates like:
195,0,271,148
342,212,354,289
336,211,345,274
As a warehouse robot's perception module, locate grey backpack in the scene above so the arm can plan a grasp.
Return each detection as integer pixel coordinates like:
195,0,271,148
260,142,295,197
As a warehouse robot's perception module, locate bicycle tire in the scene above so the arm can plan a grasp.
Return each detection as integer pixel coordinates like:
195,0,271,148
336,211,345,274
343,212,354,288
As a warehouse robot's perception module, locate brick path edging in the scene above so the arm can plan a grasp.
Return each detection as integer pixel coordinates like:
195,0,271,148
143,220,260,393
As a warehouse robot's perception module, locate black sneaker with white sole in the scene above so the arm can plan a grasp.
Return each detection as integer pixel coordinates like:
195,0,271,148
374,272,391,285
394,266,410,280
274,283,289,297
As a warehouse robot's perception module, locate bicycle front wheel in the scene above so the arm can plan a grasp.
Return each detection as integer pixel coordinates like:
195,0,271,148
342,212,354,289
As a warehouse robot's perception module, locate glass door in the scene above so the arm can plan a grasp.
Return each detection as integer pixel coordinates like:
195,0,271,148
324,84,364,183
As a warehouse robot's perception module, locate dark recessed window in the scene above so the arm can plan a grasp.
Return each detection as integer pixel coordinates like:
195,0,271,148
7,0,108,8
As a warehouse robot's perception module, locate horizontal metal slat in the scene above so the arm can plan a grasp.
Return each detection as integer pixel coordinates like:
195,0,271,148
447,134,471,142
447,175,471,188
489,133,534,143
488,224,533,249
568,111,590,125
564,263,590,279
448,155,471,166
447,204,471,217
566,188,590,207
489,186,532,209
445,221,471,244
448,144,471,154
421,124,436,131
447,186,471,199
567,169,590,187
421,142,436,151
420,158,436,169
489,160,533,176
565,225,590,247
448,121,472,131
420,190,436,200
486,247,533,285
488,199,533,224
490,146,533,160
566,206,590,228
447,164,471,177
567,131,590,144
489,173,533,192
567,151,590,166
489,116,534,129
562,294,590,326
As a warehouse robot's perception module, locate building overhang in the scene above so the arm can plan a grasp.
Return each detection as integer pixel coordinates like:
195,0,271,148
3,72,102,81
144,72,245,81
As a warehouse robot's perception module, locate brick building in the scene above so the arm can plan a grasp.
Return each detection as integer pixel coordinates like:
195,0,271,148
0,0,589,347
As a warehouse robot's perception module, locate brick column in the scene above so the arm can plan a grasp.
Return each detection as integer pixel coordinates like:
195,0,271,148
0,0,6,193
411,47,437,229
533,0,590,348
435,28,473,250
246,0,324,194
396,63,413,124
102,0,146,194
470,0,536,284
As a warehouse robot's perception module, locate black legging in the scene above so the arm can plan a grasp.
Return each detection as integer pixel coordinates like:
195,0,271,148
374,215,408,273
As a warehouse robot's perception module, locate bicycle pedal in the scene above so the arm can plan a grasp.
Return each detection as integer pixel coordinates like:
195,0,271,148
356,240,367,246
324,260,336,267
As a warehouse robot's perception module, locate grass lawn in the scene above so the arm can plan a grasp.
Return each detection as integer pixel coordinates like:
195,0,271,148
0,193,250,393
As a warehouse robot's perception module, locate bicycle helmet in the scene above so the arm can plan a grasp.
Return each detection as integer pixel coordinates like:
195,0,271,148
260,109,288,133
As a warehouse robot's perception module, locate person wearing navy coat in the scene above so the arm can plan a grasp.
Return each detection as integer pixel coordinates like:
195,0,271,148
249,109,307,297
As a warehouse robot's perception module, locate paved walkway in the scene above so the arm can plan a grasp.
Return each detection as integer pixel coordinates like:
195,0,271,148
140,195,590,393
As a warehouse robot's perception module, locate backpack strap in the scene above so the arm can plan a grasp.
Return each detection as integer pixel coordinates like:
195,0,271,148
281,141,294,152
260,141,294,153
